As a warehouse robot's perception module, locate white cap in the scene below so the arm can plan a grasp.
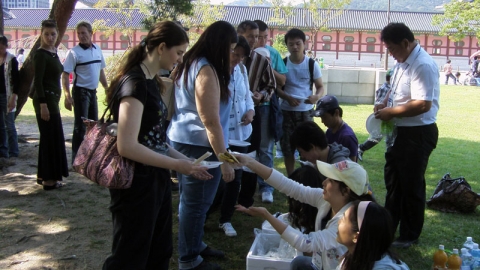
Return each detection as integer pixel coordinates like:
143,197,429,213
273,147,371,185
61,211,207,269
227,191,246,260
439,245,444,250
453,249,459,254
474,243,479,249
467,237,473,241
316,160,369,196
461,248,467,254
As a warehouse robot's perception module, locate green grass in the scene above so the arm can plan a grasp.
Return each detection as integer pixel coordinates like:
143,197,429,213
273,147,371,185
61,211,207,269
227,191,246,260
169,85,480,269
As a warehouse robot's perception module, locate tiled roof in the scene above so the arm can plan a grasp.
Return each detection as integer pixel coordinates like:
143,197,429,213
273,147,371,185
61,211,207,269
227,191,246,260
4,8,147,29
4,6,447,33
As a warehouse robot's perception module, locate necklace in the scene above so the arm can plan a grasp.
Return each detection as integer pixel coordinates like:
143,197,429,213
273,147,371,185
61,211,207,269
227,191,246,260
40,47,57,57
141,62,153,78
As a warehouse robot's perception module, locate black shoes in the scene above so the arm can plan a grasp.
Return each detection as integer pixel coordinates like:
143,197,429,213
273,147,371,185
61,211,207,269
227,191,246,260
200,246,225,259
391,238,419,248
192,260,221,270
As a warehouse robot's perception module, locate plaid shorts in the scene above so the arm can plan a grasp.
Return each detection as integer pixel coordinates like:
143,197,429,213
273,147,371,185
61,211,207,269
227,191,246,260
280,110,313,156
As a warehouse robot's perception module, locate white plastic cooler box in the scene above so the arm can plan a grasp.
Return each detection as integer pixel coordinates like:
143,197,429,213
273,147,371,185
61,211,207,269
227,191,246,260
246,232,302,270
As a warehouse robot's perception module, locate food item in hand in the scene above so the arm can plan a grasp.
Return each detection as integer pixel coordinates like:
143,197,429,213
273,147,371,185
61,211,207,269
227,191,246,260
218,151,239,163
193,151,212,165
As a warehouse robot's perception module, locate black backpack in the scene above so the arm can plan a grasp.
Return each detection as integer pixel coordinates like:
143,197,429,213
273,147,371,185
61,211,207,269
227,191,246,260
283,56,315,90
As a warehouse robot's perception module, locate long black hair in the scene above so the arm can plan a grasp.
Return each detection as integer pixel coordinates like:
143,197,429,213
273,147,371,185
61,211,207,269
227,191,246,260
287,166,322,233
106,21,188,104
341,201,401,270
173,21,238,103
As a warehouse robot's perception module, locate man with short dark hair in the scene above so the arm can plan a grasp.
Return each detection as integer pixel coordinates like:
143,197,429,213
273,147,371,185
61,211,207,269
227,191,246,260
236,20,278,204
278,28,324,175
312,95,358,162
289,121,350,167
375,22,439,248
62,21,108,164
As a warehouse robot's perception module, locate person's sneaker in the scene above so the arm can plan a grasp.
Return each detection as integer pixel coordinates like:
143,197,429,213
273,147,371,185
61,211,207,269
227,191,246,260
357,148,363,161
262,192,273,203
192,260,221,270
219,222,237,237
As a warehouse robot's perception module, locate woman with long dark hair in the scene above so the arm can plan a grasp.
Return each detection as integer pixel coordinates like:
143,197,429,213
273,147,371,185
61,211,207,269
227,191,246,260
102,21,212,269
287,165,322,234
234,156,375,270
32,19,68,190
336,201,409,270
166,21,238,270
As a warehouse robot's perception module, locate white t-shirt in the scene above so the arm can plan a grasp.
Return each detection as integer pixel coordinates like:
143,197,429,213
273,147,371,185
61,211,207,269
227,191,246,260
281,56,322,112
388,44,439,126
63,43,106,90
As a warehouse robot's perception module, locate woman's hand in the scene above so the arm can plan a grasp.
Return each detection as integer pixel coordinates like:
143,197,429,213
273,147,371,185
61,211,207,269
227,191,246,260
40,103,50,121
231,153,254,166
305,94,321,105
235,205,270,219
220,162,235,182
174,159,213,180
241,110,255,125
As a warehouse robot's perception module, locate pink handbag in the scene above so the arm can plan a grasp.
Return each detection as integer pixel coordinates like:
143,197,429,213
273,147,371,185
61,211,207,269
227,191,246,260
73,77,135,189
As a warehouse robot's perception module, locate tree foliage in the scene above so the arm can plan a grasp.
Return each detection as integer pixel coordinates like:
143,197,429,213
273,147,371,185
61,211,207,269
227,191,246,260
177,0,226,45
271,34,288,57
142,0,194,30
432,0,480,41
93,0,145,49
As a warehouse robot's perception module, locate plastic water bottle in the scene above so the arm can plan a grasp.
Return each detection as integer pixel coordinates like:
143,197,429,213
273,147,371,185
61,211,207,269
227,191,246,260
460,248,474,270
471,244,480,270
464,237,476,251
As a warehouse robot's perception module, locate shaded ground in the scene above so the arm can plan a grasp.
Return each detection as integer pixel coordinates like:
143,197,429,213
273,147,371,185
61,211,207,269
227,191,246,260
0,118,113,269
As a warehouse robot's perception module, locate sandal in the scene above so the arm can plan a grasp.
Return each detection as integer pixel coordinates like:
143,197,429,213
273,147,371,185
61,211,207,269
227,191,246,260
43,182,65,191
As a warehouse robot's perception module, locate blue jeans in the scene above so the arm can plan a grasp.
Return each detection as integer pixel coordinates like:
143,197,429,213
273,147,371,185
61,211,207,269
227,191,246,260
6,112,18,157
0,95,8,158
256,105,274,193
72,87,98,163
171,142,222,269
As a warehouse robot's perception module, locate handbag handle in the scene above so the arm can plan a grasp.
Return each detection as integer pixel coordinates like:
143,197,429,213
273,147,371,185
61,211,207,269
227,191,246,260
99,74,132,122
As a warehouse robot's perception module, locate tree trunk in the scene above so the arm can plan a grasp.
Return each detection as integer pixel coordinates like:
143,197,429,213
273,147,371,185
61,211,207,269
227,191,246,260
16,0,78,116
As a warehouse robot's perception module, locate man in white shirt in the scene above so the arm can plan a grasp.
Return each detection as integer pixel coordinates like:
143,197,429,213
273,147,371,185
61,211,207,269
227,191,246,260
62,21,108,164
277,28,324,176
375,23,439,249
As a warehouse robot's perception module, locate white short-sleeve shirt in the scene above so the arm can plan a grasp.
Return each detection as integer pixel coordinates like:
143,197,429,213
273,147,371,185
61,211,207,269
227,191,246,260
388,44,440,126
281,56,322,112
63,43,106,90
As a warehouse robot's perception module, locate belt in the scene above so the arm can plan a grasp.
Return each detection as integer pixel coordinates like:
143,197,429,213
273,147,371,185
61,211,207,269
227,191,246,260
257,101,270,106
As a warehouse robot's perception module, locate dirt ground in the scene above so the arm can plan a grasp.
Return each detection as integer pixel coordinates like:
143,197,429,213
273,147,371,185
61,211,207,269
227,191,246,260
0,117,114,269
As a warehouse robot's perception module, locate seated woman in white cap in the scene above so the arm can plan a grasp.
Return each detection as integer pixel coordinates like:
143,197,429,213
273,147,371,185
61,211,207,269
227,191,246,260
336,201,409,270
234,154,375,270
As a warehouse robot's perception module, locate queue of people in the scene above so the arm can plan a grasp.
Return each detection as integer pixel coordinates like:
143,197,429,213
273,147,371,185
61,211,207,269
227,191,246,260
3,17,442,269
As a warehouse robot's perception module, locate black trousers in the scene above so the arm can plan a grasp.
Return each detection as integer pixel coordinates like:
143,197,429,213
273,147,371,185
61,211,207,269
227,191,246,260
103,164,172,270
384,123,438,241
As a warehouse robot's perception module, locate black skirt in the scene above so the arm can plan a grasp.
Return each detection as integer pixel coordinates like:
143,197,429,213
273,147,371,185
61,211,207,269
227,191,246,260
35,112,69,180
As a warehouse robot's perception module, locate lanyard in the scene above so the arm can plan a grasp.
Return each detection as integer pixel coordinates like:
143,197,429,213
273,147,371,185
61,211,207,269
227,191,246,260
389,45,422,106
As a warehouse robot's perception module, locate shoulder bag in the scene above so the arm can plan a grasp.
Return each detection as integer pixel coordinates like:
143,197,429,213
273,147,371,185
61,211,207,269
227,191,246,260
73,75,135,189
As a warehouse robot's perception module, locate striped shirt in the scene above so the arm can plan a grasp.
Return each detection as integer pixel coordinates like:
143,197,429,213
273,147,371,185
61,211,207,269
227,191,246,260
374,82,391,104
243,50,276,102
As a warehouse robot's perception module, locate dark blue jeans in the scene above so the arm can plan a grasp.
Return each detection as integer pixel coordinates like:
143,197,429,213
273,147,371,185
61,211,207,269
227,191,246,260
72,87,98,163
171,142,223,269
6,112,18,157
0,95,8,158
